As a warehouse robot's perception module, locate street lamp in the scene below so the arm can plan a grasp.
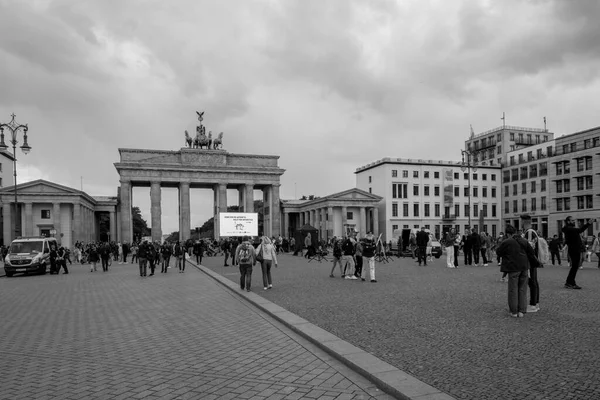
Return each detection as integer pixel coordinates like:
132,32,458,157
0,113,32,240
460,150,477,229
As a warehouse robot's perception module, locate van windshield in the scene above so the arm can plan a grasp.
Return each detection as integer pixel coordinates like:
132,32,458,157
9,241,44,254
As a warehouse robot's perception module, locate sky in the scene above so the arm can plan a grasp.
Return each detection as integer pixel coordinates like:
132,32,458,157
1,0,599,234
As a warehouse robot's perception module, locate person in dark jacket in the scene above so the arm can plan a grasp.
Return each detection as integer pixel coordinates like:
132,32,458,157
470,229,481,266
548,235,562,265
56,246,68,274
49,244,58,274
416,227,429,266
161,243,172,273
138,240,149,277
562,217,594,289
100,242,111,272
496,224,530,317
462,229,472,265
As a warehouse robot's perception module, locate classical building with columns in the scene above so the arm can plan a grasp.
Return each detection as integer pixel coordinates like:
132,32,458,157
281,189,383,241
114,148,285,243
0,179,118,248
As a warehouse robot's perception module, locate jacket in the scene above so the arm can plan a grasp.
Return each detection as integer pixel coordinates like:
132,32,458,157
496,236,529,273
235,242,256,266
416,230,429,246
256,243,278,264
562,223,591,254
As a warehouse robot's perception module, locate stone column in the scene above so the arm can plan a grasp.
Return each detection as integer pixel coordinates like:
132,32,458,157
264,186,273,237
120,180,132,243
283,211,290,238
24,202,33,237
271,184,281,237
179,181,191,242
373,207,379,235
245,184,254,213
3,203,12,244
314,209,320,239
150,181,162,242
238,185,245,212
109,211,116,242
341,206,348,236
53,203,61,239
360,207,367,238
327,206,333,238
320,208,326,241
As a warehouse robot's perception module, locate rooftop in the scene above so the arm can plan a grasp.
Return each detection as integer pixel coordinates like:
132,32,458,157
469,125,549,140
355,157,501,173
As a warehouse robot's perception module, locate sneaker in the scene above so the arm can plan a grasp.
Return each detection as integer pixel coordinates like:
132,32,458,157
246,289,251,292
483,264,489,267
518,312,524,318
371,279,377,283
510,313,519,318
264,287,268,291
526,305,539,313
344,276,352,279
447,266,455,268
329,274,335,278
349,276,358,280
564,283,582,289
268,284,273,289
361,278,366,281
500,277,505,282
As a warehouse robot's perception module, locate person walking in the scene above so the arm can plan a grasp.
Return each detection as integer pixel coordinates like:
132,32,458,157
56,246,69,274
416,227,429,266
548,235,562,266
173,241,184,273
235,236,256,292
329,237,343,277
355,240,363,278
256,236,278,290
304,233,312,258
471,228,481,266
562,217,594,289
100,242,111,272
221,238,231,266
496,225,529,318
444,229,456,268
462,228,472,265
88,245,99,272
453,231,461,268
361,232,377,282
341,236,357,279
480,231,490,267
524,229,542,313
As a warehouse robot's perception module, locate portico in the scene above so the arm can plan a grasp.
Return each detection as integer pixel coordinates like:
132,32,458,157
114,148,285,242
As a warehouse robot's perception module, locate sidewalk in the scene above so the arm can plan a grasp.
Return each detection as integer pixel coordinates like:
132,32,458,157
0,260,396,400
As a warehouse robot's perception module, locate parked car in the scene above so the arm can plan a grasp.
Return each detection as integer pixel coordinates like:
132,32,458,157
4,237,58,277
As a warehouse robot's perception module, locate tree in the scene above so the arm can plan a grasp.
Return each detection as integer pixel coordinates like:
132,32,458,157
132,206,151,241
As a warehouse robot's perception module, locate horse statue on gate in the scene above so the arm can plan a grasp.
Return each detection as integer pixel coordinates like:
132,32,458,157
212,132,224,149
194,128,212,149
184,130,193,148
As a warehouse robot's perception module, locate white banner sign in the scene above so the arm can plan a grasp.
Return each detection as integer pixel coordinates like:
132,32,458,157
219,212,258,237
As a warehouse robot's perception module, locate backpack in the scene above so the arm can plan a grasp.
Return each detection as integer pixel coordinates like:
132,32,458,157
238,245,252,264
537,237,550,265
362,239,376,257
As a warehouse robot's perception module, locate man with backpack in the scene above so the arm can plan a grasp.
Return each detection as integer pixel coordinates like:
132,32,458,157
235,236,257,292
361,232,377,282
341,236,357,280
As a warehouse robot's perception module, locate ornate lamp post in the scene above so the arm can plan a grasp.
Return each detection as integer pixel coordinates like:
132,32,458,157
460,150,477,229
0,113,32,240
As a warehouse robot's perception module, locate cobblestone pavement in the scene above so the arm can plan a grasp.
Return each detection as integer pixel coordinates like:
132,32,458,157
0,260,395,400
203,252,600,400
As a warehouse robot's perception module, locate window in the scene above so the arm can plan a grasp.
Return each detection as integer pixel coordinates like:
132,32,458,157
434,171,440,178
586,157,592,170
539,162,548,176
434,186,440,196
454,204,460,217
531,181,536,193
529,164,537,177
571,143,576,152
392,224,398,231
522,183,527,194
392,183,408,199
435,204,440,217
473,173,478,180
454,187,460,197
473,187,478,197
510,132,515,141
413,185,419,196
577,177,584,191
510,156,515,166
464,173,469,180
587,195,593,209
413,204,419,217
424,186,430,196
520,167,528,180
522,199,527,212
564,198,571,211
586,176,593,190
577,196,584,210
564,179,570,192
454,172,459,179
556,163,563,175
556,180,563,194
464,204,470,217
392,203,398,217
424,171,430,178
368,176,372,183
564,161,570,174
541,179,546,192
556,198,562,211
504,201,509,214
482,187,488,197
464,187,469,197
403,204,409,217
513,184,518,196
482,174,487,181
482,204,488,217
392,170,397,177
513,200,518,213
402,170,408,178
474,204,479,217
531,198,537,211
536,135,540,144
519,154,524,163
594,137,600,147
424,204,430,217
347,212,354,220
584,139,591,149
497,133,502,141
492,187,497,198
577,158,584,172
562,144,569,154
511,169,518,181
503,170,510,183
414,171,419,178
41,210,51,219
504,186,509,197
492,204,497,217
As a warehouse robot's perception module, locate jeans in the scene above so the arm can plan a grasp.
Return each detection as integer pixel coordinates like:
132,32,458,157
453,246,459,267
566,251,581,285
464,247,472,265
480,248,488,264
528,267,539,306
261,259,272,288
361,256,376,280
355,255,363,276
445,246,454,268
162,256,170,272
239,264,253,290
417,246,427,265
472,248,480,265
331,257,343,276
223,250,230,266
342,255,355,276
507,270,528,314
138,257,147,276
551,251,561,265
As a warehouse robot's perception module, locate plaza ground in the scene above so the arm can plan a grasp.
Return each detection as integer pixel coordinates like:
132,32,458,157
202,250,600,400
0,259,395,400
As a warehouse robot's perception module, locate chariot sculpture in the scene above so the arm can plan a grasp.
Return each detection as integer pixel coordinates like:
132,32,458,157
184,111,224,150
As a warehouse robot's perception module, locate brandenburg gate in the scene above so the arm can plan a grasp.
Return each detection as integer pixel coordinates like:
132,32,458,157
114,148,285,242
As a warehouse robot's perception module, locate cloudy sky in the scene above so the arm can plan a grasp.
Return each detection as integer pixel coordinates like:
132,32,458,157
1,0,599,234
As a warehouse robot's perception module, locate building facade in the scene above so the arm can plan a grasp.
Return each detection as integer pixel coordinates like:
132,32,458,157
355,158,502,240
0,151,15,189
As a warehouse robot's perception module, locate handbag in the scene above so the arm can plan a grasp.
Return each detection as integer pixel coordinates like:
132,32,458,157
256,245,264,263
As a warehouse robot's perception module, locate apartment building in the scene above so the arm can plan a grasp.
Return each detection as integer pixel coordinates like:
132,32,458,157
501,141,554,236
549,126,600,237
355,158,502,240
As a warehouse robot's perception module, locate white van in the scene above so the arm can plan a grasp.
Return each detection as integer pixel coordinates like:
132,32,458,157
4,237,58,277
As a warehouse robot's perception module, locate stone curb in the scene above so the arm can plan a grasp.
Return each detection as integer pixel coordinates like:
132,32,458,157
190,260,456,400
